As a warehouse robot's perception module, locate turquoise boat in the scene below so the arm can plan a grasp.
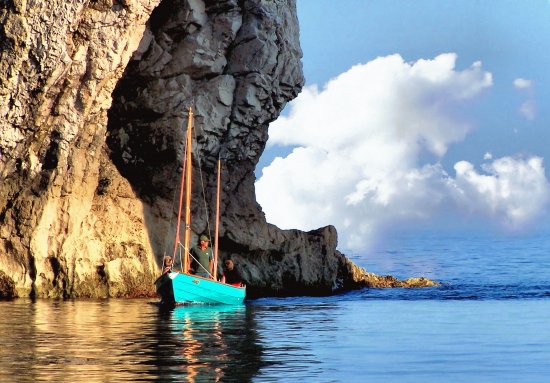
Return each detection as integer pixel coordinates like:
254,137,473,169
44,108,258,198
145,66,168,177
155,107,246,305
156,272,245,305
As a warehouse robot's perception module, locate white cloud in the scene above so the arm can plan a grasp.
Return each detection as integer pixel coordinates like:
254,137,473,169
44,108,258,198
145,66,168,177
513,78,536,120
452,157,550,228
513,78,532,89
256,54,550,251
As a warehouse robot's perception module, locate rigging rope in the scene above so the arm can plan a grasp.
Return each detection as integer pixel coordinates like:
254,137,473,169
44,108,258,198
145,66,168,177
162,156,182,259
193,125,213,243
178,242,213,278
163,108,217,274
162,112,190,272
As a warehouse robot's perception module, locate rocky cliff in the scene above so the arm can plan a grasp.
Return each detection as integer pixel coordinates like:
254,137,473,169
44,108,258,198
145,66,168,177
0,0,436,299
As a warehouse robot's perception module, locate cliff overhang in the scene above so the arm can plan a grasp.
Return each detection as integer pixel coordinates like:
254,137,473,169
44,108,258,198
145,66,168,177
0,0,436,299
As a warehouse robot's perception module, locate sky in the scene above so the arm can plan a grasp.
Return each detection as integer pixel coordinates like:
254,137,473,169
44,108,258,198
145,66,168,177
256,0,550,252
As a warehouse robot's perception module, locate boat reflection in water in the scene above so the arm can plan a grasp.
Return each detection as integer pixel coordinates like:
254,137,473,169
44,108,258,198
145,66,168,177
155,303,263,382
0,299,264,382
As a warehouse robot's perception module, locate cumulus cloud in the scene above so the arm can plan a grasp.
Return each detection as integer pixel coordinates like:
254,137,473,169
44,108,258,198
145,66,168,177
451,156,550,228
256,54,550,251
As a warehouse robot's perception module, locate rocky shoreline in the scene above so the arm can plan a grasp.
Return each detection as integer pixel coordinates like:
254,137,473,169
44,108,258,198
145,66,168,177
0,0,437,299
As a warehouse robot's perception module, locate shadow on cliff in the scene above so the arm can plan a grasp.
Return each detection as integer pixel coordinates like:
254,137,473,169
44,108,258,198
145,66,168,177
103,0,438,299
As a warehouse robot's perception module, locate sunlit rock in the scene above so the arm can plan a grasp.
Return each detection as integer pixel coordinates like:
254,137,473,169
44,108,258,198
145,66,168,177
0,0,436,298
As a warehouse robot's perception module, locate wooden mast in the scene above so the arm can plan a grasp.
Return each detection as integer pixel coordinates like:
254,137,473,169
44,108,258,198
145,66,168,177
182,107,194,273
173,107,193,273
213,158,221,281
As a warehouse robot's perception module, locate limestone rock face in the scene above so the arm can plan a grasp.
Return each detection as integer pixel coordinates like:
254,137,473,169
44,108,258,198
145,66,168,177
0,0,435,298
1,0,163,298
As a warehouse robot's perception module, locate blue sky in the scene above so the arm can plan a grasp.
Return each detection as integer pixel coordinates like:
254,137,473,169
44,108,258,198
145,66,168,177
256,0,550,251
296,0,550,168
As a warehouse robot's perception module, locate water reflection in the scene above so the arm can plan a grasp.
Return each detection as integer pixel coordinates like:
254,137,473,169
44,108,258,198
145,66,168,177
0,299,264,383
0,298,344,382
153,304,263,382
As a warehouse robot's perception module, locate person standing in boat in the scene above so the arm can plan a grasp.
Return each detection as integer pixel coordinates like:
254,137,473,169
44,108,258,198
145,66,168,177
222,259,243,287
190,235,214,278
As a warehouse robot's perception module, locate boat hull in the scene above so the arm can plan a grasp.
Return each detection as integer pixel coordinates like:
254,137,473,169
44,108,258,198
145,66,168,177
156,272,245,305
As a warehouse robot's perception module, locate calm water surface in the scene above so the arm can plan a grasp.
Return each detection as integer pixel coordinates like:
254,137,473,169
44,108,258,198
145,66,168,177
1,233,550,382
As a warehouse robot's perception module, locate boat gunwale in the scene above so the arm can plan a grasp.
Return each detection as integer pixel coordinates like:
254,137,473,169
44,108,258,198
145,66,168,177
169,271,246,291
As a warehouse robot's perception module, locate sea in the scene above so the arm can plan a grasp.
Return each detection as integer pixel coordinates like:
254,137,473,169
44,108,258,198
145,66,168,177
1,231,550,383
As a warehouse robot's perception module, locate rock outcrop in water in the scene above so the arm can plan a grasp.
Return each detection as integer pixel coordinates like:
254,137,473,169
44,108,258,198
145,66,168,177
0,0,437,299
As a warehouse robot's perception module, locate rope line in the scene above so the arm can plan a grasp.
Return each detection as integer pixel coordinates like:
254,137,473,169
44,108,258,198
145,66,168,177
193,126,213,243
163,160,181,258
162,112,190,264
164,109,216,275
177,242,213,278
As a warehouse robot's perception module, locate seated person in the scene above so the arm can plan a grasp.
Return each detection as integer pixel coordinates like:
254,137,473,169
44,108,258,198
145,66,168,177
162,256,173,275
222,259,243,287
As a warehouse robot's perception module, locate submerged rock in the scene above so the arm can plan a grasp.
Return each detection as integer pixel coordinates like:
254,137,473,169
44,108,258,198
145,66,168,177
0,0,436,298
